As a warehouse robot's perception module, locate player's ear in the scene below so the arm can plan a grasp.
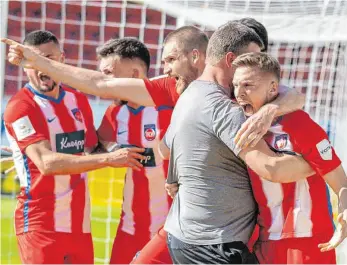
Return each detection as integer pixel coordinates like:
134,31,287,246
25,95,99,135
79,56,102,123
225,52,237,68
59,51,66,63
191,49,199,64
132,68,140,78
268,80,279,99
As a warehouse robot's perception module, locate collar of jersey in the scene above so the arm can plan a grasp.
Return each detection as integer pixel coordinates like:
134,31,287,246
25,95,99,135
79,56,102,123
126,105,145,115
272,115,284,126
25,83,66,104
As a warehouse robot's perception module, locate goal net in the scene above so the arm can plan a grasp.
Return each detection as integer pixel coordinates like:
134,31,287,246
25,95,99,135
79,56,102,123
1,0,346,264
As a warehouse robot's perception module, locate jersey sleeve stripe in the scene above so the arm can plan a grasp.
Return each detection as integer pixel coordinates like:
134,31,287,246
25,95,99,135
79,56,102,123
23,154,32,233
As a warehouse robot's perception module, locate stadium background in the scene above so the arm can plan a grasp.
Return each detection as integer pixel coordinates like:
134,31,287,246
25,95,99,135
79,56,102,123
0,0,346,264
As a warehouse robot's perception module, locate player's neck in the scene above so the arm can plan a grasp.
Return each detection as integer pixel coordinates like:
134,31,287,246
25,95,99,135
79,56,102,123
127,102,141,109
30,82,60,99
126,73,146,109
198,64,232,96
45,87,60,99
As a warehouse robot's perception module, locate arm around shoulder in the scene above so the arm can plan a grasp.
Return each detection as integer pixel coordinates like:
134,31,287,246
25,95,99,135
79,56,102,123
238,139,315,183
271,85,306,117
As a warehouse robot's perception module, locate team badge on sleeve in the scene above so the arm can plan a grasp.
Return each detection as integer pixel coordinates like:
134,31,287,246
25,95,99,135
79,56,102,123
274,134,288,150
12,116,36,141
316,139,332,160
71,108,83,123
144,124,156,141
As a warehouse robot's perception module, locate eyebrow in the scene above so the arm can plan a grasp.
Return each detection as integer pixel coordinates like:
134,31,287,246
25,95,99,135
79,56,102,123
162,53,176,60
240,80,255,84
44,53,55,58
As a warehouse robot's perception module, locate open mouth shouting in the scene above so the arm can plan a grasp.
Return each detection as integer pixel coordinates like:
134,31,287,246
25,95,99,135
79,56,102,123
37,72,56,92
238,101,254,117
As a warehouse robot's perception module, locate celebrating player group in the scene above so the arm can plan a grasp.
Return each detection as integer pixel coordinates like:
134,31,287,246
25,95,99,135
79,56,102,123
1,16,347,265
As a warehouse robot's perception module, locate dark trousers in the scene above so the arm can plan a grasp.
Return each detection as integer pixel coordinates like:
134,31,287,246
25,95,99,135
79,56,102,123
167,233,258,264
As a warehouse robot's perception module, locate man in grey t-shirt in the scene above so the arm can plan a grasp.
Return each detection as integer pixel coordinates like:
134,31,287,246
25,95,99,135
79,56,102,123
165,79,256,244
163,22,314,264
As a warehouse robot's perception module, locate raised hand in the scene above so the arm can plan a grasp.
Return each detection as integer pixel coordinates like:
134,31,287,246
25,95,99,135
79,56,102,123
235,104,277,150
1,38,38,69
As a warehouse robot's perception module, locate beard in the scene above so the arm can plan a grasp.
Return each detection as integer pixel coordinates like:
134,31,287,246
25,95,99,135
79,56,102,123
37,74,57,93
38,82,56,93
175,65,199,95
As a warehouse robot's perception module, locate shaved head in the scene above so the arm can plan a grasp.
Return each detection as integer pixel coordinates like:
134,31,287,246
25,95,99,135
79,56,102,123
163,26,209,54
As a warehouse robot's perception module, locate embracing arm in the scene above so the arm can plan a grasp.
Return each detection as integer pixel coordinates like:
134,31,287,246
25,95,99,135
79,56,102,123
212,95,313,183
268,85,305,117
239,139,314,183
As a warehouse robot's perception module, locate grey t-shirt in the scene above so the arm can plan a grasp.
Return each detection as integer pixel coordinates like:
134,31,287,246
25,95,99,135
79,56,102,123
164,80,257,245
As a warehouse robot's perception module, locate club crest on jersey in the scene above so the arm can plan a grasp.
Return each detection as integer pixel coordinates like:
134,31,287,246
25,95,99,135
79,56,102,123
71,108,83,123
274,134,288,150
144,124,156,141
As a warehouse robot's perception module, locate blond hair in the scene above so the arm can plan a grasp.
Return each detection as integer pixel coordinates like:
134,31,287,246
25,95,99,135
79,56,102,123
232,52,281,81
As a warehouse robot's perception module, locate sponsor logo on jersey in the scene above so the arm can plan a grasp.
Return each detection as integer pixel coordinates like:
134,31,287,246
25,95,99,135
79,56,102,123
71,108,83,123
140,148,156,167
56,130,85,154
12,116,36,141
144,124,156,141
274,134,288,150
316,139,332,160
120,145,156,167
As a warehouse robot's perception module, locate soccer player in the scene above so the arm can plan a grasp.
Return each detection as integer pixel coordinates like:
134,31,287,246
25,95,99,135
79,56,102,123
232,52,347,264
1,24,305,150
162,21,315,264
95,38,173,264
3,30,146,264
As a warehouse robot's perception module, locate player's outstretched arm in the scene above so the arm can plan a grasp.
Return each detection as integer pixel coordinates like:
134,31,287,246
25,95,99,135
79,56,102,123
1,38,156,106
239,139,315,183
234,86,305,150
318,165,347,251
25,140,146,175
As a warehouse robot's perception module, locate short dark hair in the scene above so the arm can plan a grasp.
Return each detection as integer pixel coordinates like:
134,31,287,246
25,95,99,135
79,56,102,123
206,21,264,64
96,37,150,72
163,26,209,54
23,30,59,46
238,18,268,52
232,52,281,81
